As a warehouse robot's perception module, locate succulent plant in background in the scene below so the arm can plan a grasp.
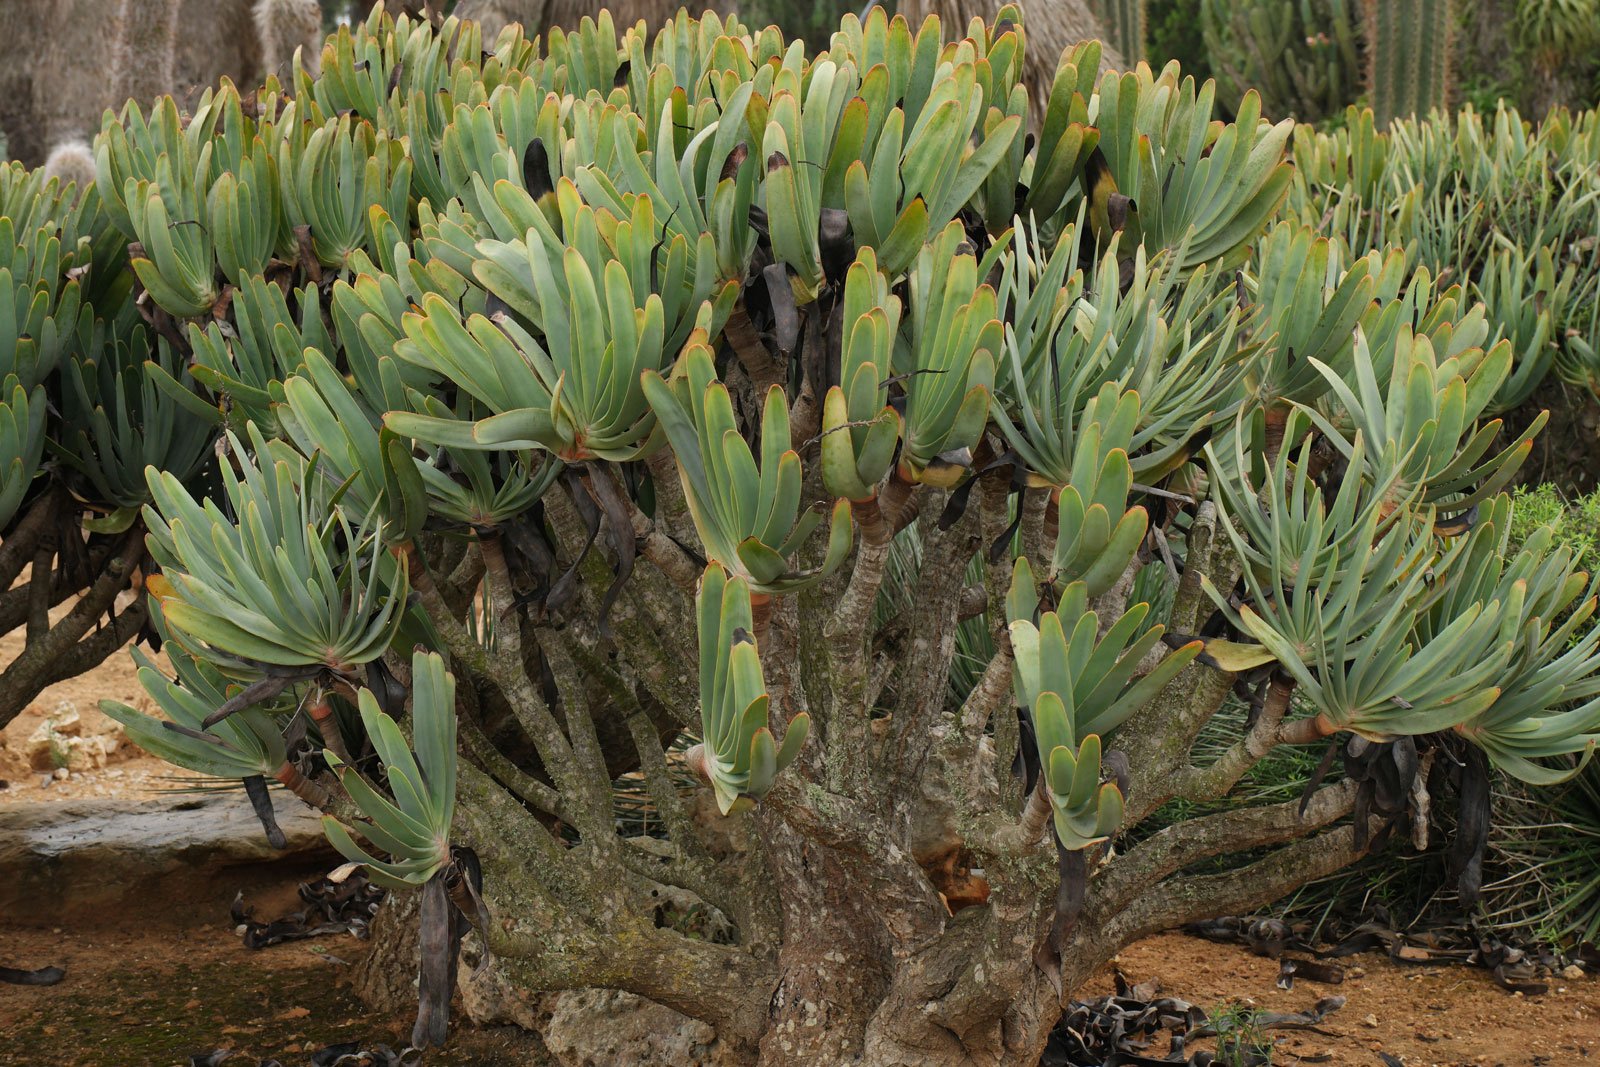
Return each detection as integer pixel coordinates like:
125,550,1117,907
1285,101,1600,430
1201,0,1359,124
1088,0,1146,65
4,7,1600,1064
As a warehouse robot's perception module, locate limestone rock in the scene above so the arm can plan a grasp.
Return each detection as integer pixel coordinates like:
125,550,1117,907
543,988,741,1067
458,952,547,1032
0,790,333,924
457,965,730,1065
24,705,126,772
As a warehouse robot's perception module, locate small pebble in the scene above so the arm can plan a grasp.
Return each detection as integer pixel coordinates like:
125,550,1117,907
1561,964,1584,980
1364,1013,1379,1028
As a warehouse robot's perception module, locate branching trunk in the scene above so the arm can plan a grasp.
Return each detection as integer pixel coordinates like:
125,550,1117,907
0,498,150,731
332,455,1387,1065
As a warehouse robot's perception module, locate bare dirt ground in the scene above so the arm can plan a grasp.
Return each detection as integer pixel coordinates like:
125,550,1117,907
1101,934,1598,1067
0,881,553,1067
2,910,1592,1066
3,626,1596,1066
0,579,198,803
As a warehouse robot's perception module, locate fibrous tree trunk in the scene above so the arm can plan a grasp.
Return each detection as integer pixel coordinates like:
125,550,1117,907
0,0,261,166
450,0,698,40
111,0,184,115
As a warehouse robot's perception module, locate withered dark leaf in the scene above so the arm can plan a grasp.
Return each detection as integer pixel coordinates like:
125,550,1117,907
522,139,554,201
243,774,287,850
0,964,65,986
720,143,750,183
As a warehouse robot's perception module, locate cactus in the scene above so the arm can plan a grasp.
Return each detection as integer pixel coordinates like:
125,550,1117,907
1089,0,1145,63
40,142,96,197
1202,0,1360,122
1366,0,1455,128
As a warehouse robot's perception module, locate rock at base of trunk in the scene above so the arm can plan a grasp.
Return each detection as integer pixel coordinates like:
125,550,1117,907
544,988,740,1067
456,958,739,1067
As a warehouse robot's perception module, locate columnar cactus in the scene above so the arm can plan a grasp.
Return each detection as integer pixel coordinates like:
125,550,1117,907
1202,0,1360,122
1089,0,1145,63
1366,0,1455,128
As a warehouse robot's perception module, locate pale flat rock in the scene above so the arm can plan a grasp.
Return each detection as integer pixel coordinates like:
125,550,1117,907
543,988,743,1067
459,956,742,1067
0,789,333,924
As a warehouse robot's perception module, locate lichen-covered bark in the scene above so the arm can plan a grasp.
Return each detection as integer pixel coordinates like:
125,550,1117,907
353,887,421,1013
332,458,1382,1066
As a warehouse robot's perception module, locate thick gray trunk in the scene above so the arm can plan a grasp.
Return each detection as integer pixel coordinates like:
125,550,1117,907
0,0,261,166
897,0,1126,126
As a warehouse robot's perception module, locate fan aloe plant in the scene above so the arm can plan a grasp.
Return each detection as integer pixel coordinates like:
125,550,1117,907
8,7,1600,1065
321,649,458,890
684,563,809,813
642,343,852,595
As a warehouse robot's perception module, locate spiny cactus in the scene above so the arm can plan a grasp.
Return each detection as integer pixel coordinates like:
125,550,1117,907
40,142,97,198
1366,0,1455,127
1202,0,1360,122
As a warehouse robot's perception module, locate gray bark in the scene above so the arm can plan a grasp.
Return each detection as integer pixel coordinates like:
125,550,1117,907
898,0,1127,125
0,0,261,166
